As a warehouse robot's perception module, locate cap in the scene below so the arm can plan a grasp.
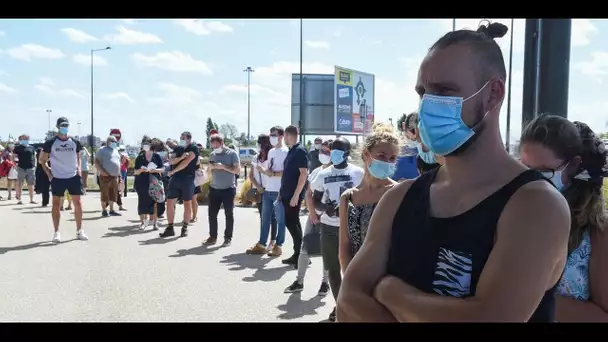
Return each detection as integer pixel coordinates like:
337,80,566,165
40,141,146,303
209,129,218,135
56,117,69,126
314,137,322,142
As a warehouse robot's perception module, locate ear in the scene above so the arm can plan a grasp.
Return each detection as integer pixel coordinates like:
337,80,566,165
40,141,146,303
568,155,583,175
487,79,506,113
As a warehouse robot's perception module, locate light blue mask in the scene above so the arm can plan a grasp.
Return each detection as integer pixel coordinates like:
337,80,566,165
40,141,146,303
330,150,346,165
110,142,118,149
418,82,489,156
157,152,167,159
58,127,69,135
179,139,187,147
368,159,396,180
19,140,29,146
416,143,436,164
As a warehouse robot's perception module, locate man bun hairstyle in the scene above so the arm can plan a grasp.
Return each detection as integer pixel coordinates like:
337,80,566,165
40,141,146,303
363,122,400,154
431,20,509,86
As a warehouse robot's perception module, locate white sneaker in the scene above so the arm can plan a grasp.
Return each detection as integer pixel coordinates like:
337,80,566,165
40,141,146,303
76,230,89,241
139,221,147,231
52,231,61,243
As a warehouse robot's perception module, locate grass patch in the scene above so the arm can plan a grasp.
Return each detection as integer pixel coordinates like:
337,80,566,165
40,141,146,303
603,179,608,208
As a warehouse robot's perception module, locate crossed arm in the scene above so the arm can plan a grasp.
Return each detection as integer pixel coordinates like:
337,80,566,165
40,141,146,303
338,180,571,322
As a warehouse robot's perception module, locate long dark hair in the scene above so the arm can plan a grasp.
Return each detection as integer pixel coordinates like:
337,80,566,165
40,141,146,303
520,114,608,253
257,134,271,162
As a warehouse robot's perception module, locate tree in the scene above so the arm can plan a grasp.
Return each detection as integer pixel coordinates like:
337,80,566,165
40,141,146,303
205,118,215,149
219,123,239,141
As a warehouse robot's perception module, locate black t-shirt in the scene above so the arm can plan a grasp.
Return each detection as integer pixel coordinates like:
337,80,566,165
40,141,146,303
280,142,309,201
14,144,36,169
173,143,199,178
134,152,163,185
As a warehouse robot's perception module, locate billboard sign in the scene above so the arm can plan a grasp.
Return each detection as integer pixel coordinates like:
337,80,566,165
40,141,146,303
334,66,375,135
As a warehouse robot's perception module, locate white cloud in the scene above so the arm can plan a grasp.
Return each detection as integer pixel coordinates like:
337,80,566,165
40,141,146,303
148,83,202,105
34,77,85,98
101,92,135,103
72,53,109,66
173,19,234,35
60,28,98,43
572,19,599,47
122,19,137,25
103,25,163,45
305,40,330,49
0,83,17,93
574,51,608,83
6,44,64,61
132,51,212,74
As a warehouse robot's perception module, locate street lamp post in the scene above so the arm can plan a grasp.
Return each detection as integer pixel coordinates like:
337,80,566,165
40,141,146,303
46,109,52,134
90,46,111,161
452,19,456,31
77,121,82,139
505,18,515,153
243,67,255,142
299,18,304,143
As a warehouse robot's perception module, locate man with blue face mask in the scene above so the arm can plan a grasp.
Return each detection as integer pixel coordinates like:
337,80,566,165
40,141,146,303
95,136,122,217
311,136,364,321
338,22,570,322
39,117,87,243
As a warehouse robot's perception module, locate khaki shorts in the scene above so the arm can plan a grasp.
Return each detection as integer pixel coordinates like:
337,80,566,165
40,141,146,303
99,175,119,203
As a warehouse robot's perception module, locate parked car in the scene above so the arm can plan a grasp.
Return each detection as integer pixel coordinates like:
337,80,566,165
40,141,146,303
238,147,257,165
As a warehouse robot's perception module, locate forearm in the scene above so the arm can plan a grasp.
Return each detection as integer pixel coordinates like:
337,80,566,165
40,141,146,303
339,246,353,275
555,295,608,322
305,189,316,212
95,161,107,174
224,164,240,175
169,157,184,165
250,177,263,190
293,173,307,198
337,291,398,322
379,286,488,322
172,163,188,173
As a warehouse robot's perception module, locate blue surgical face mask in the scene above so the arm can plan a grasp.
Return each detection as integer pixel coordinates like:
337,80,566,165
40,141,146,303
179,139,187,147
110,142,118,149
368,159,396,179
330,149,346,165
418,82,491,156
541,161,571,191
416,143,437,164
19,140,29,146
58,127,69,135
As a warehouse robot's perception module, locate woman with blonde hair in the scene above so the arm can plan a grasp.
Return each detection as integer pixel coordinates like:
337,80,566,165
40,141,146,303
519,114,608,322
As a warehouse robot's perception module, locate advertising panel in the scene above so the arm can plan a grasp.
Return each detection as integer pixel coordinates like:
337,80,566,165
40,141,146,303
334,66,375,135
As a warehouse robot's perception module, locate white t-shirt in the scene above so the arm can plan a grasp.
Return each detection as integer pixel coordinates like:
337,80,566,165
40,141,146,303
312,164,364,227
309,165,328,215
265,146,288,192
251,158,270,188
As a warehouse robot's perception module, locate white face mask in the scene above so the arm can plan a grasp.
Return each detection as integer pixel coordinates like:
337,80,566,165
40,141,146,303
318,154,331,165
142,145,150,152
270,136,279,147
213,147,223,154
314,144,322,150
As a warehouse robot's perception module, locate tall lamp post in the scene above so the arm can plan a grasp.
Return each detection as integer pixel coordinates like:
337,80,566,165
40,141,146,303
90,46,111,161
77,121,82,139
299,18,304,143
452,19,456,31
505,18,515,153
243,67,255,142
46,109,52,135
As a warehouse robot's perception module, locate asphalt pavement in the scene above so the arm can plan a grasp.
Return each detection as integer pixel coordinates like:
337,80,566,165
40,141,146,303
0,193,334,322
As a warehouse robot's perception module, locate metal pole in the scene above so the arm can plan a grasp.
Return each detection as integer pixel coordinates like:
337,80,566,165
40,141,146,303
247,70,251,141
90,49,94,160
505,18,514,152
243,67,254,142
521,19,540,131
452,19,456,31
299,18,304,143
46,109,52,134
537,19,572,118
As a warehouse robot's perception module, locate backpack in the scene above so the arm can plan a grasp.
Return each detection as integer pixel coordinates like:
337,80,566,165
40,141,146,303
148,176,165,203
0,159,14,178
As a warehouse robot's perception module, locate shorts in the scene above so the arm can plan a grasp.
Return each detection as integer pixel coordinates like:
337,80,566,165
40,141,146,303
194,185,202,195
167,175,195,201
51,175,83,197
99,175,119,203
17,167,36,185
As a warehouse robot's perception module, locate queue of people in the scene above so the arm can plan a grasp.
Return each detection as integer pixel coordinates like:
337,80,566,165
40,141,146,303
1,21,607,323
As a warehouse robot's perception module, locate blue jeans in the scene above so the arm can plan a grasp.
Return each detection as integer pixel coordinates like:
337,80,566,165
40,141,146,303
259,191,286,246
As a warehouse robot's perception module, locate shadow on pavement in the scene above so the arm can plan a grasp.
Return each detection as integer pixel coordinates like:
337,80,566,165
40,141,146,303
138,236,179,245
169,245,222,258
242,265,293,283
20,210,51,214
0,239,76,255
0,203,19,207
102,224,145,238
276,292,326,320
220,253,273,271
68,216,105,222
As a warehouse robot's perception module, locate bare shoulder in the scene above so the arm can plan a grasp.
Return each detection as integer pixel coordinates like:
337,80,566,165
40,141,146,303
373,179,416,216
501,179,570,239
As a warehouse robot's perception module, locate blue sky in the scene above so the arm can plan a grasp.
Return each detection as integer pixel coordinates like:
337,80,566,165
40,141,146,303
0,18,606,145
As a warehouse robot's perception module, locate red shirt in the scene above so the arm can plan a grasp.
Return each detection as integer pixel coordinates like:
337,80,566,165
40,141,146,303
120,155,129,172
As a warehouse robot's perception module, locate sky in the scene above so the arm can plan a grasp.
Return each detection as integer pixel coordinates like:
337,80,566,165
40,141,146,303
0,18,607,146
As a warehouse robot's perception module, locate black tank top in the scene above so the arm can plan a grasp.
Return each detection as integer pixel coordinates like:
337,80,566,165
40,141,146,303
386,168,558,322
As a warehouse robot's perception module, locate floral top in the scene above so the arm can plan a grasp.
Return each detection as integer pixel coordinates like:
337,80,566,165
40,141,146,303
556,230,591,301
